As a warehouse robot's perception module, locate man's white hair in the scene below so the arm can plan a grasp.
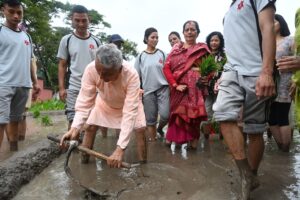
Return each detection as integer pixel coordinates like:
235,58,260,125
95,44,123,70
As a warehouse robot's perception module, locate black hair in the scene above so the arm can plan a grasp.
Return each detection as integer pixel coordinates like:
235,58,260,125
143,27,157,44
275,14,290,37
71,5,88,15
1,0,21,8
168,31,181,40
182,20,200,35
206,31,225,52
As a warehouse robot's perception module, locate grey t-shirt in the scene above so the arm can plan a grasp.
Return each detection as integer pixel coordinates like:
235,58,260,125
57,33,100,91
0,25,32,88
134,49,168,96
223,0,275,76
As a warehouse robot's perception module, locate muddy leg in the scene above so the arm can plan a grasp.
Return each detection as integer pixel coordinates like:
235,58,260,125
235,159,254,200
247,134,264,190
201,122,210,140
190,139,198,149
81,125,98,164
279,125,292,152
269,125,282,149
18,115,26,141
0,124,5,149
147,125,157,141
157,118,167,138
266,127,272,138
6,121,19,151
220,122,252,200
135,127,147,163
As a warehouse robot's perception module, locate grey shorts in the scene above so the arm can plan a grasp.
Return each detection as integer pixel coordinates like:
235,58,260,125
143,86,170,126
213,71,269,134
65,89,80,122
0,87,29,124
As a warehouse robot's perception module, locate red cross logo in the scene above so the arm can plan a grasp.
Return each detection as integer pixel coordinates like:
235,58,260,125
89,44,95,49
237,0,244,10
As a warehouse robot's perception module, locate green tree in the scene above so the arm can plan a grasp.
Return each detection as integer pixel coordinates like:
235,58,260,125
21,0,113,91
98,33,139,60
2,1,139,91
122,40,139,60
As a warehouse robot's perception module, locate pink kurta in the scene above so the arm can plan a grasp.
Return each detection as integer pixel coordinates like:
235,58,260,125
72,61,146,149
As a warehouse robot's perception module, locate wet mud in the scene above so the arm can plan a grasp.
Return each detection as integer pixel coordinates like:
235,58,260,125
11,124,300,200
0,113,66,200
0,139,61,200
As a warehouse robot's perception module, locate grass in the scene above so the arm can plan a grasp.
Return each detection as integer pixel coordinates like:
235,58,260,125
41,115,53,126
197,55,219,76
29,99,65,113
29,99,64,126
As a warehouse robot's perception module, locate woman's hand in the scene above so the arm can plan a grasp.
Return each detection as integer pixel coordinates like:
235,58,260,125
199,76,209,86
176,84,188,92
277,56,300,72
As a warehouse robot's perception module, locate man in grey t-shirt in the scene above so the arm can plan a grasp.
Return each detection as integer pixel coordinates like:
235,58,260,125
57,5,100,129
0,0,40,151
213,0,276,199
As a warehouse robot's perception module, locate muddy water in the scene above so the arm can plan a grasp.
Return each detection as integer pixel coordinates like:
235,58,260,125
0,113,67,161
13,130,300,200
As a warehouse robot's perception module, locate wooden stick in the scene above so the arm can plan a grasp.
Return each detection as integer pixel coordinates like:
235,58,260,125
47,135,132,168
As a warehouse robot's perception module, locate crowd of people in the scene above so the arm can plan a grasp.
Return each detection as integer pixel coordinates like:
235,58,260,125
1,0,300,199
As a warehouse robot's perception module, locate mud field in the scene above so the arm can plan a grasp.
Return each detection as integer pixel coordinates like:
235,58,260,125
0,113,299,200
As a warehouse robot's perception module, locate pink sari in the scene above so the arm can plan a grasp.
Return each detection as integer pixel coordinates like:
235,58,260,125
163,43,210,144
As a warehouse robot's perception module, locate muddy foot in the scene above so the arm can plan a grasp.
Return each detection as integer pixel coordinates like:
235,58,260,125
10,141,18,151
251,175,260,191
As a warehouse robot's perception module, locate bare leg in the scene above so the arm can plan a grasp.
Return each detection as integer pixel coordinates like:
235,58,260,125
18,116,26,141
68,121,73,131
220,121,253,200
190,138,199,149
266,127,272,138
6,121,19,151
157,119,168,138
202,122,210,140
279,125,292,152
147,125,157,141
81,125,98,163
135,127,147,163
99,126,108,138
269,125,282,149
0,124,5,148
247,134,264,172
220,122,246,159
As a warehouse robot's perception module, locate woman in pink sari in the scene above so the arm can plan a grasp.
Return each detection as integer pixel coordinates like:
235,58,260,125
163,20,210,153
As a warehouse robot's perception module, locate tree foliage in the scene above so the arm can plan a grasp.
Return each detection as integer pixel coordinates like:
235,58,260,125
7,0,138,91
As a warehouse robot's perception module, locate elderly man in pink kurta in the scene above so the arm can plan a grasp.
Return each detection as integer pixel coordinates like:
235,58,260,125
60,44,147,168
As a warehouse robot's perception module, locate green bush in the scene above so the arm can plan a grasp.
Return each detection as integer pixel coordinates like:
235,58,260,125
41,115,53,126
29,99,65,113
29,99,64,126
32,110,40,118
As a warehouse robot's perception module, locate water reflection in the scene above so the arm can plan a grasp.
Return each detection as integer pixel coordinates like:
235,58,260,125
284,131,300,199
13,130,300,200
